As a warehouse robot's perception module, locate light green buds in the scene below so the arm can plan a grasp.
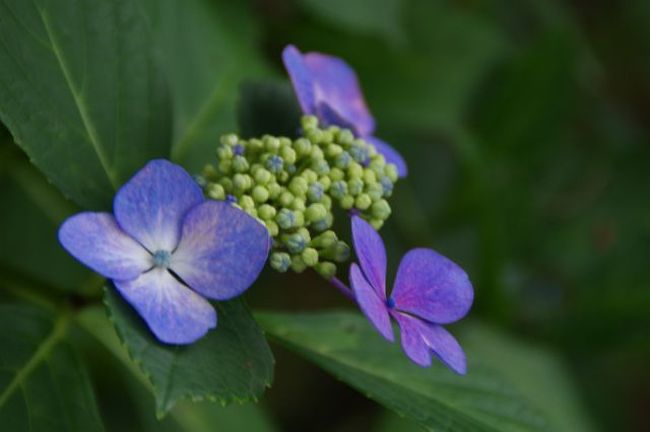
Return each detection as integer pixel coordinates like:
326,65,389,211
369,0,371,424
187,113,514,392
270,252,291,272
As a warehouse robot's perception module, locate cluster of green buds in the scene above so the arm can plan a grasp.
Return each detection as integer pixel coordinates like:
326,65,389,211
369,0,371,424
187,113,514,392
201,116,398,278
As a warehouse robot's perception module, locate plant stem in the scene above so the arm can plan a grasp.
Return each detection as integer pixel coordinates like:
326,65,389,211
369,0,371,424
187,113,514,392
328,277,355,302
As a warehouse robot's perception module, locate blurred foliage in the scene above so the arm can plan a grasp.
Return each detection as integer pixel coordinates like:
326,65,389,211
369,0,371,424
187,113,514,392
0,0,648,430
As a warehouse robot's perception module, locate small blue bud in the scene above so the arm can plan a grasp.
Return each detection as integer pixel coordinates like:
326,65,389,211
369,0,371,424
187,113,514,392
266,155,284,173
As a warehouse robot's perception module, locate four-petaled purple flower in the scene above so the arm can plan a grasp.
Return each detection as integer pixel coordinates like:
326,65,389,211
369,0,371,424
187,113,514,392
59,160,270,344
349,216,473,373
282,44,407,177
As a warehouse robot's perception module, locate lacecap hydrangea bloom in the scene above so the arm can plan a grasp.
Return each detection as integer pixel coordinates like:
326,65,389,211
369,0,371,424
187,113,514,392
349,216,473,373
59,160,270,344
282,44,407,177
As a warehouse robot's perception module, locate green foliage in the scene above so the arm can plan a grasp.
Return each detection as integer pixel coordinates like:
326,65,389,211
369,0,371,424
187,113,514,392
0,304,103,431
258,311,594,432
237,80,302,138
0,0,170,209
104,287,274,416
138,0,270,171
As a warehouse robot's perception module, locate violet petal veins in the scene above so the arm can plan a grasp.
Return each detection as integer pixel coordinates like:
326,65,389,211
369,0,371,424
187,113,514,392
348,215,473,374
59,159,271,344
282,44,408,177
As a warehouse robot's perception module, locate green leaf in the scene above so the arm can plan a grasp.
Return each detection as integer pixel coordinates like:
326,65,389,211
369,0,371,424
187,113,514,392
295,0,405,43
0,303,104,431
237,80,302,138
139,0,270,171
0,0,171,209
258,311,595,432
104,287,274,416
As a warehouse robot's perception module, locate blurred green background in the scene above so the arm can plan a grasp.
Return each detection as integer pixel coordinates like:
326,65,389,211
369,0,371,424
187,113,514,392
1,0,649,431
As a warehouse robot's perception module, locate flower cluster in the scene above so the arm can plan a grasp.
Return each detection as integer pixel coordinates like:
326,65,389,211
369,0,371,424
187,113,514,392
201,115,398,279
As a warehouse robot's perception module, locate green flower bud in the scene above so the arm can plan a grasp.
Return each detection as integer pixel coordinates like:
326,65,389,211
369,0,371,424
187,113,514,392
355,193,372,210
311,213,333,232
206,183,225,200
216,145,233,160
276,208,296,230
294,211,305,228
289,177,309,197
366,183,384,201
363,168,377,184
239,195,255,210
258,204,277,220
279,191,294,207
370,218,384,230
340,194,355,209
347,162,363,179
249,138,264,151
291,255,307,273
330,180,348,199
203,164,217,179
311,230,337,249
301,115,318,131
268,182,283,199
291,198,306,212
371,199,391,220
334,152,352,169
329,167,345,181
305,203,327,222
270,252,291,272
312,159,330,175
320,130,334,144
233,173,252,192
310,145,324,160
265,155,284,173
254,168,273,185
315,262,337,279
221,133,239,147
252,185,270,203
307,182,325,202
302,169,318,183
219,177,233,191
232,155,249,173
294,138,312,156
348,178,364,196
280,146,297,165
326,144,343,158
265,220,279,237
322,241,350,262
244,207,258,219
338,129,354,146
385,163,399,182
218,160,232,174
301,248,319,267
306,129,323,144
264,136,281,152
284,233,307,254
318,176,331,190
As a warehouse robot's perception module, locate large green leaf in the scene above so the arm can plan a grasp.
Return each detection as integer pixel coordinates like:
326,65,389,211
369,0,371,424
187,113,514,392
258,311,594,432
104,287,274,416
0,0,171,209
0,303,104,431
139,0,270,171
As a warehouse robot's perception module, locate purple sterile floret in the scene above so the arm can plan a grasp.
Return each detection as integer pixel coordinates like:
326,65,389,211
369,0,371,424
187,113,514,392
348,215,473,374
282,44,408,177
59,159,270,345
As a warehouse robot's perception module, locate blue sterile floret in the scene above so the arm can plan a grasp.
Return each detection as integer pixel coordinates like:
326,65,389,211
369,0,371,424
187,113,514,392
201,116,400,278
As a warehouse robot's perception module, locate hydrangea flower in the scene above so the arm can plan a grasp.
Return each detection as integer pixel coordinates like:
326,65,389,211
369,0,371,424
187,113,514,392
59,160,270,344
282,44,407,177
349,216,473,373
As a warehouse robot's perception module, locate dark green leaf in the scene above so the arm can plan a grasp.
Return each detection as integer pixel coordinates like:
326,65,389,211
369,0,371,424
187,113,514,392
0,0,171,209
104,287,274,416
139,0,269,171
258,311,594,432
237,80,302,138
0,303,104,431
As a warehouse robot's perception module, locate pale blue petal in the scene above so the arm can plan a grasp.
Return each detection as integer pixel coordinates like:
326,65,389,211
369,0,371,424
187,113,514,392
171,201,270,300
114,159,204,252
282,44,316,115
350,264,394,342
114,268,217,345
58,212,150,280
351,215,387,298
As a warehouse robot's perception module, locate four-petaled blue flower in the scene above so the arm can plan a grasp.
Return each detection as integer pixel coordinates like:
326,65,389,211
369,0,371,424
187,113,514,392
59,160,270,344
282,44,408,177
349,216,473,373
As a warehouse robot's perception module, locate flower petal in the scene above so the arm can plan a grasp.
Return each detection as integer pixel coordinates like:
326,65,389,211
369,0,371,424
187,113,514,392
391,248,473,324
114,159,204,252
393,312,467,374
171,201,270,300
364,136,408,178
350,263,394,342
351,215,387,298
303,51,375,136
282,44,316,115
114,268,217,345
58,212,151,280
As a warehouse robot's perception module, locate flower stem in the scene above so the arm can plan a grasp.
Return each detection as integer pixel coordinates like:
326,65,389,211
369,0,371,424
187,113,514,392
329,277,355,302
